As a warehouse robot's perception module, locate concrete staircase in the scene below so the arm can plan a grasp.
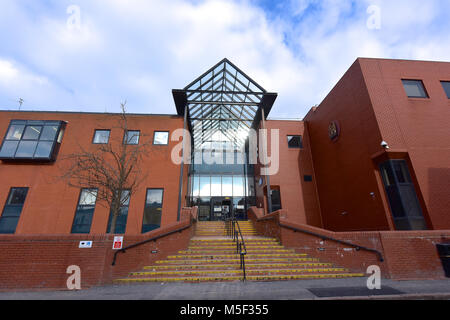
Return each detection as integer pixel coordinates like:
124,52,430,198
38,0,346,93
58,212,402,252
114,221,365,283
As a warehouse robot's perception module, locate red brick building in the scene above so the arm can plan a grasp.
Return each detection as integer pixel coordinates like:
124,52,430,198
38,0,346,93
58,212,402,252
0,58,449,289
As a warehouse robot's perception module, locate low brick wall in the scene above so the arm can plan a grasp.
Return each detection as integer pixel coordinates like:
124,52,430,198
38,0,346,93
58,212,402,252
0,207,197,290
248,207,450,280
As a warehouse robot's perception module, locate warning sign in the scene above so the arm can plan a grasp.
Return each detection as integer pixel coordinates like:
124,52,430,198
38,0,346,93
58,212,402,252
112,236,123,250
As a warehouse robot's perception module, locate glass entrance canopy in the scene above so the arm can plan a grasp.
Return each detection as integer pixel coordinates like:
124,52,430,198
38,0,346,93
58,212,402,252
172,58,277,220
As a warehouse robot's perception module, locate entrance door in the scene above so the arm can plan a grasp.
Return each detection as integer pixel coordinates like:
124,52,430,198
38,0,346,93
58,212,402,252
379,160,427,230
210,197,232,221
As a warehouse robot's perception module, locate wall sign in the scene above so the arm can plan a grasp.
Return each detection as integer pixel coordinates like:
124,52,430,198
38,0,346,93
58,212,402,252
79,241,92,248
328,121,340,141
112,236,124,250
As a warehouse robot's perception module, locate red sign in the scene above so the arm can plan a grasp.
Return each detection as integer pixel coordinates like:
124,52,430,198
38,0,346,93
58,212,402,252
113,236,123,250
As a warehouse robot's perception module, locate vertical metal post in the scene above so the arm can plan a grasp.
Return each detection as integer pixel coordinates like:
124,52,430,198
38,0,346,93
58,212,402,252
177,105,188,221
260,109,273,214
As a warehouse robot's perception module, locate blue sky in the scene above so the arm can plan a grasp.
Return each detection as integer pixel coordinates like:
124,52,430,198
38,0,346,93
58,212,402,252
0,0,449,118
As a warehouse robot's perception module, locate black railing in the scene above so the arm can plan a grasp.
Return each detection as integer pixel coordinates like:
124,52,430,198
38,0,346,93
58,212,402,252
279,222,384,262
112,220,193,266
225,215,247,281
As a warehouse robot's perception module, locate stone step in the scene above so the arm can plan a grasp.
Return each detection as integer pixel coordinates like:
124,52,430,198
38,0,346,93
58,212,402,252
114,273,366,283
128,267,350,277
187,245,285,250
166,253,308,260
143,262,335,271
178,249,294,255
155,257,319,264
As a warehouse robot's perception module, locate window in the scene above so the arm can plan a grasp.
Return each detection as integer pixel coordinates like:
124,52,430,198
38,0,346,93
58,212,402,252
71,189,98,234
142,189,164,233
379,160,427,230
287,135,303,149
93,130,110,144
441,81,450,99
402,80,429,98
0,120,65,161
304,175,313,182
123,130,140,145
153,131,169,145
270,187,282,212
0,188,28,234
106,190,130,234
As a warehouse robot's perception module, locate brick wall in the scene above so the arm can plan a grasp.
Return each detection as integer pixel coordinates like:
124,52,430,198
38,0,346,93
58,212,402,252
0,208,197,290
248,207,450,280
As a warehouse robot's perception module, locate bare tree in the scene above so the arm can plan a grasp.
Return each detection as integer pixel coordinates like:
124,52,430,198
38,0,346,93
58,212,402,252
61,102,151,233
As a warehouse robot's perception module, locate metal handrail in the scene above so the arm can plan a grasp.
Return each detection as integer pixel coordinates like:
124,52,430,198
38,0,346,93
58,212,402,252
225,213,247,281
112,220,193,266
234,220,247,281
279,222,384,262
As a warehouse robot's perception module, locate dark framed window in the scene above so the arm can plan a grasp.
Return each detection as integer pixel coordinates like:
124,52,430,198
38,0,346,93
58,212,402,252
123,130,140,145
441,81,450,99
153,131,169,145
142,189,164,233
0,188,28,234
93,130,110,144
287,135,303,149
304,175,313,182
402,79,429,98
0,120,65,161
71,189,98,234
379,160,427,230
270,188,282,212
106,190,130,234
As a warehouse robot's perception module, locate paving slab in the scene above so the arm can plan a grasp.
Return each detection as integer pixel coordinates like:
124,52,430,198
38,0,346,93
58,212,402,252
0,278,449,300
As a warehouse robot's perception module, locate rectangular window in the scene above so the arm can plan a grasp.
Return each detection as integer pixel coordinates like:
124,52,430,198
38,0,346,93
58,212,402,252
123,130,140,145
106,190,130,234
71,189,98,234
0,188,28,234
287,135,303,149
142,189,164,233
402,79,429,98
441,81,450,99
153,131,169,145
0,120,65,161
93,130,110,144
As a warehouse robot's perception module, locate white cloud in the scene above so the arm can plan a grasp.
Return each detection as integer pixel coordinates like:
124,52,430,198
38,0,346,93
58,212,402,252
0,0,448,117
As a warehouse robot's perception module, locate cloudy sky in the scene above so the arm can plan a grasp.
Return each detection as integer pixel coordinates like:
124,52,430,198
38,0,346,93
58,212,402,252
0,0,449,119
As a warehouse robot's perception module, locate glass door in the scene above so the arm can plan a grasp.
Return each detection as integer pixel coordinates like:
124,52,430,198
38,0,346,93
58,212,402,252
379,160,427,230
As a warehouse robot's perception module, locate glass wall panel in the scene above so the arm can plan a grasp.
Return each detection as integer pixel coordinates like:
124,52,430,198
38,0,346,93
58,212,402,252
15,141,38,158
222,177,233,196
40,126,59,141
211,176,222,196
0,141,19,158
192,175,200,197
34,141,53,158
233,176,244,197
22,125,42,140
199,176,211,197
6,125,24,140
